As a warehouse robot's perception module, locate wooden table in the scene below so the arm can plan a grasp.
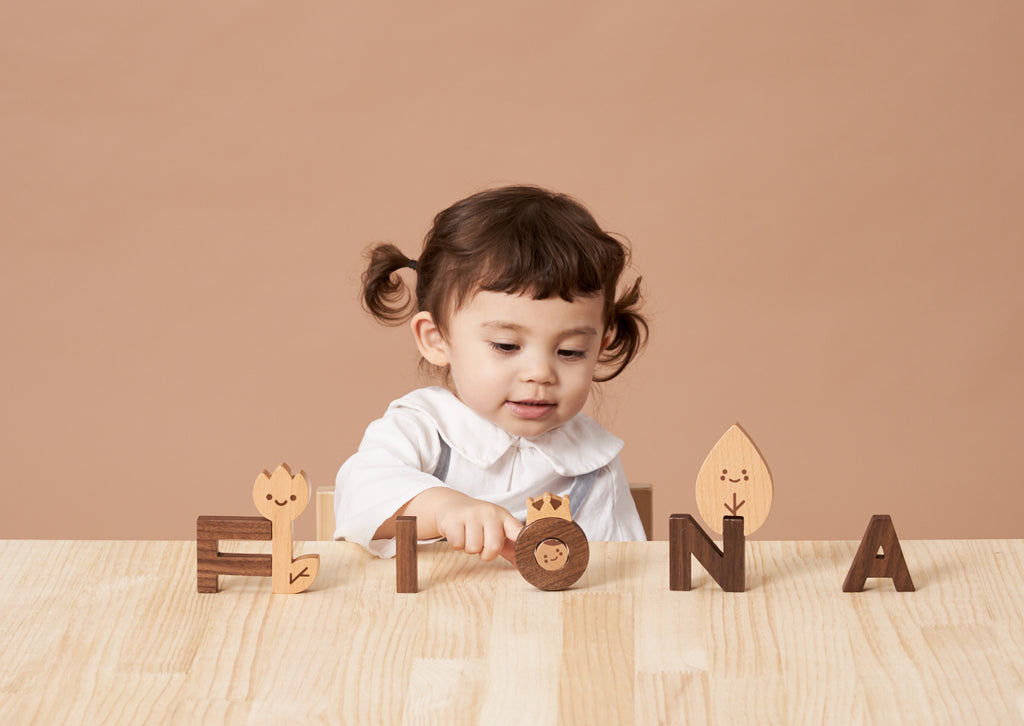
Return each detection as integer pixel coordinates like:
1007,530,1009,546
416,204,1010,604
1,539,1022,725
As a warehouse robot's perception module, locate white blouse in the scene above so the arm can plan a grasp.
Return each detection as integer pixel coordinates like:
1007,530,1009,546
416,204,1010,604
334,387,646,557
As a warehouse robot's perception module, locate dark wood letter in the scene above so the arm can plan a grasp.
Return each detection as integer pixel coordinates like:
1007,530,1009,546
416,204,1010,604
669,514,744,592
396,516,419,593
843,514,915,592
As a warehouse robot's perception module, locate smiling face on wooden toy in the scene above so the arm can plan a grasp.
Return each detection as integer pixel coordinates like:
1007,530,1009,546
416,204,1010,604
535,538,568,571
695,424,773,536
252,464,310,523
515,492,590,590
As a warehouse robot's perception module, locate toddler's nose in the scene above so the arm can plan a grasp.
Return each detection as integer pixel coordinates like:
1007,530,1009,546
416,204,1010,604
521,354,556,384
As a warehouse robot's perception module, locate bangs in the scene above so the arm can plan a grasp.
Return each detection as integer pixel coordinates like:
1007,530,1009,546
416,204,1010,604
417,186,630,334
477,246,606,302
470,208,622,306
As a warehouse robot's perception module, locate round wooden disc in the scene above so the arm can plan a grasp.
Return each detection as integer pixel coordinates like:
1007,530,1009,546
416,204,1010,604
514,518,589,591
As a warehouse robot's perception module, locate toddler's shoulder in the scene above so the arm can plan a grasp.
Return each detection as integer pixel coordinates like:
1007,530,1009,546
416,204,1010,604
387,386,460,420
362,387,452,442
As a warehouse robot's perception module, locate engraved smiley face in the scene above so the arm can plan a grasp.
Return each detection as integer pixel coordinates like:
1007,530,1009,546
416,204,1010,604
695,424,773,536
252,464,310,522
534,538,568,571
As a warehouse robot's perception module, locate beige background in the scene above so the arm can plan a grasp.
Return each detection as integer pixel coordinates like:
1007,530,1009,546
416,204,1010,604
3,2,1021,542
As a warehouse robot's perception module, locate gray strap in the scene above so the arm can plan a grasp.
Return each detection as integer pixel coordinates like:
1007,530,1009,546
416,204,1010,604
568,470,597,519
432,435,451,482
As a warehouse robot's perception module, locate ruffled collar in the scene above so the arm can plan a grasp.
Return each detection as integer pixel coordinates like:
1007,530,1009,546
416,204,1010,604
389,387,623,476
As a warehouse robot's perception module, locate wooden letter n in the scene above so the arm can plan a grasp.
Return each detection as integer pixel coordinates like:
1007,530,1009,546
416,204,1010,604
669,514,744,592
843,514,915,592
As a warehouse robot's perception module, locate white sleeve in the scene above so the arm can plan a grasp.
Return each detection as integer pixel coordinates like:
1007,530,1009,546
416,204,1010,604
334,407,448,558
572,456,647,542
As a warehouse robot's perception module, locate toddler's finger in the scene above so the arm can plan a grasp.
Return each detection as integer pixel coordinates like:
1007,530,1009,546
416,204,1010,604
498,516,522,564
500,537,517,565
479,519,506,562
463,524,484,556
443,521,466,552
503,516,524,543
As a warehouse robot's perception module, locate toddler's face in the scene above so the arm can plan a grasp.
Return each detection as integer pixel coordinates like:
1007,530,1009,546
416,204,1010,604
427,291,608,439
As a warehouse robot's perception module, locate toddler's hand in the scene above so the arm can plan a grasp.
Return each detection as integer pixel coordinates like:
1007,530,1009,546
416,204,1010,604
432,491,522,563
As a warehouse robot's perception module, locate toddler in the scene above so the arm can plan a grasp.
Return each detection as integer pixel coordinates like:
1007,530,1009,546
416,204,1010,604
335,185,648,561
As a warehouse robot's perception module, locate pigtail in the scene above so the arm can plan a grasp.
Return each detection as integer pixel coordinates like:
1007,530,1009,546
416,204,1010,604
361,242,417,325
596,276,648,382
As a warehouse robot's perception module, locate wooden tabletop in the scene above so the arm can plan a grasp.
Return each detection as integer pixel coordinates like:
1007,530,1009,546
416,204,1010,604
1,538,1022,725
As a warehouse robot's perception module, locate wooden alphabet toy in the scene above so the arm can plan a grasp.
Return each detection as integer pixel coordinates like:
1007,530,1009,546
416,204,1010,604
196,516,273,593
514,492,589,591
669,514,745,592
670,423,771,592
196,463,319,594
395,515,418,593
843,514,915,592
695,423,773,536
252,464,320,593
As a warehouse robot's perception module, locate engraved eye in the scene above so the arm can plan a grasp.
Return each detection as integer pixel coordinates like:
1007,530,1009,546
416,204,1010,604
290,494,297,501
266,494,273,501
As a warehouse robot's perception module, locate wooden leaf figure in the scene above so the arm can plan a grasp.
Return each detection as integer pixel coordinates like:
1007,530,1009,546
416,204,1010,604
695,423,773,536
252,463,320,594
515,493,589,591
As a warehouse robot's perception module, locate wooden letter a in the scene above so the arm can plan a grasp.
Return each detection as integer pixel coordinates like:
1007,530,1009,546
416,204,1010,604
669,514,744,592
842,514,915,592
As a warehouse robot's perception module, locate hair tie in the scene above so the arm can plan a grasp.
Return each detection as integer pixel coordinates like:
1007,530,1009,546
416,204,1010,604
408,259,418,271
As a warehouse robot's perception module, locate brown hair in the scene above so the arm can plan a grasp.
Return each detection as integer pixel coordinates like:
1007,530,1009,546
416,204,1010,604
361,185,647,381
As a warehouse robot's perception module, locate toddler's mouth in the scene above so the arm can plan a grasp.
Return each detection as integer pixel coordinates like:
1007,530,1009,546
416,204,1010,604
506,400,556,420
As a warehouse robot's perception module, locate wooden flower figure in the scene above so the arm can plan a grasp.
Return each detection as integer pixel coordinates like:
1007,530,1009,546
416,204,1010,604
252,464,320,593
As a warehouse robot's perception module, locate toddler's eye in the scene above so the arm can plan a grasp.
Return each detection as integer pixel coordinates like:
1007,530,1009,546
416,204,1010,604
490,342,519,354
558,349,586,361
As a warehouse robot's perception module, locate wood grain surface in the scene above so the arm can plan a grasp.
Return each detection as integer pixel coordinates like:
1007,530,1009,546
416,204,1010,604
1,539,1022,725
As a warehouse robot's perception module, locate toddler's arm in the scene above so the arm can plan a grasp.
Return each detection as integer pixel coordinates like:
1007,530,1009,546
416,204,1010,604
376,487,522,563
336,403,524,561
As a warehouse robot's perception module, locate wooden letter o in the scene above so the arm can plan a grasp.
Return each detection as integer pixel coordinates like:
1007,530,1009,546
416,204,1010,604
514,518,590,591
